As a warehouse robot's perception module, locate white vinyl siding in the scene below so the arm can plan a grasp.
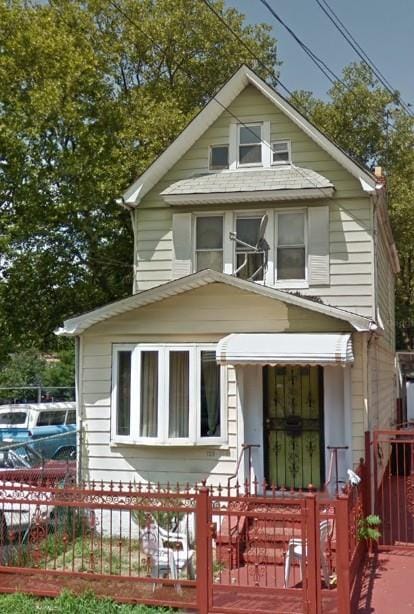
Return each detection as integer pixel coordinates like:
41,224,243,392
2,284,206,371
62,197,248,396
134,85,374,316
79,283,361,485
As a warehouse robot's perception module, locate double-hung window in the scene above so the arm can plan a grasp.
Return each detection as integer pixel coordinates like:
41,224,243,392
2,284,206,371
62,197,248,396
111,344,225,445
234,216,266,281
276,211,306,281
238,124,262,166
272,140,291,165
195,216,223,272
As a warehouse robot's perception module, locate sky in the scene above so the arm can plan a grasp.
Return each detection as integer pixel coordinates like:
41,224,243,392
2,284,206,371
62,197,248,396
230,0,414,107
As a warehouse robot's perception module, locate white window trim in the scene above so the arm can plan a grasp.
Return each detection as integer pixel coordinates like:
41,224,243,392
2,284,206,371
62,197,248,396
193,213,224,274
233,211,267,285
111,343,227,446
237,122,263,168
271,140,292,166
274,208,309,288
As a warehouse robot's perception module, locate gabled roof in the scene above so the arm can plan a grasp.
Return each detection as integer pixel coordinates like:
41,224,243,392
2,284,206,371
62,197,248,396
56,269,378,336
161,167,334,205
122,64,381,206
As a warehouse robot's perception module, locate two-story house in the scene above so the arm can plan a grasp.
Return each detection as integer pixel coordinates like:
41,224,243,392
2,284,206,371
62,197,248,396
57,66,399,491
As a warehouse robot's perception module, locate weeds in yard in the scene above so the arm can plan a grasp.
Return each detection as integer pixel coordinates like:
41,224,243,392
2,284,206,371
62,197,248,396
0,590,174,613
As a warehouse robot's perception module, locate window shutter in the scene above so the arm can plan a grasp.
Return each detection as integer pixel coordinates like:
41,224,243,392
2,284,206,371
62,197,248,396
308,206,330,286
172,212,193,278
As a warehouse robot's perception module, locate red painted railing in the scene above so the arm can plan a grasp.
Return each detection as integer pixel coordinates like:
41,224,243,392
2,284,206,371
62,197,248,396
0,476,367,614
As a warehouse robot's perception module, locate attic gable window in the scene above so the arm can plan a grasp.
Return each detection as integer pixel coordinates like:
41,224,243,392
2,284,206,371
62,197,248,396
111,344,226,445
272,140,291,165
209,145,229,170
238,123,262,165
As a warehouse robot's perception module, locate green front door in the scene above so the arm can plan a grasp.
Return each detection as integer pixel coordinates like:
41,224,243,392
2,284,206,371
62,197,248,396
263,365,324,489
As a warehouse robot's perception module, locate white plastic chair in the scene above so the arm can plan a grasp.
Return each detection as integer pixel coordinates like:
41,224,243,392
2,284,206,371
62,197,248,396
284,520,332,589
140,520,195,591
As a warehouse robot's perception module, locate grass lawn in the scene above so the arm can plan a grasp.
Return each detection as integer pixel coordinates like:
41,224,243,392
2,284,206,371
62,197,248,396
0,591,174,613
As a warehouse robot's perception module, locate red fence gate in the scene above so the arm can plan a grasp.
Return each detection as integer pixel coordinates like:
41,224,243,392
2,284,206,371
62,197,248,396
374,428,414,547
0,479,366,614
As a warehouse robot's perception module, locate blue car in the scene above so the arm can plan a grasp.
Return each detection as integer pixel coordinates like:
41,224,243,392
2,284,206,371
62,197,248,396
0,402,76,460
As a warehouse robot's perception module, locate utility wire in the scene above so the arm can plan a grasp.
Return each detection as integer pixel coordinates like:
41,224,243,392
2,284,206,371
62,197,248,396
314,0,413,117
108,0,337,201
258,0,346,88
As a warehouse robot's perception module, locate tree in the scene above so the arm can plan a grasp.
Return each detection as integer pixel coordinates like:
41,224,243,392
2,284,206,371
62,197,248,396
291,63,414,350
0,0,279,359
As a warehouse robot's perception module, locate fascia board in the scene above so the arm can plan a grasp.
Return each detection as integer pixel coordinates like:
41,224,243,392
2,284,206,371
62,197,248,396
244,67,377,191
122,69,250,205
56,269,373,336
162,187,334,205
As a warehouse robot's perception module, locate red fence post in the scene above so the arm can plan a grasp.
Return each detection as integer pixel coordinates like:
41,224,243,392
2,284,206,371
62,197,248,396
305,492,320,614
196,484,210,614
335,494,352,614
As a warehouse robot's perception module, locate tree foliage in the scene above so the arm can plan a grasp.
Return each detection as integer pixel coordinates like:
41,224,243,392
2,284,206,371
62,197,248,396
0,0,279,361
291,63,414,349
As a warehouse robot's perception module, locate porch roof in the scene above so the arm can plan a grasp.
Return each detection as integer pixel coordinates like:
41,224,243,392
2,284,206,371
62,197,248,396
56,270,377,336
216,333,354,366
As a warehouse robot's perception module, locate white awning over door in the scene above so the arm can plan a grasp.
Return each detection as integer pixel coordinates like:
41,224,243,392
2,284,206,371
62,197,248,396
216,333,353,367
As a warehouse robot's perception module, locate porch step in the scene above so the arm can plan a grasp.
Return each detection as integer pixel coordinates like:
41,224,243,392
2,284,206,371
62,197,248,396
248,525,302,544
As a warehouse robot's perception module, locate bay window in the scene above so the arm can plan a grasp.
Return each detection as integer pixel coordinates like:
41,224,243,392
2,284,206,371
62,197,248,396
111,344,225,444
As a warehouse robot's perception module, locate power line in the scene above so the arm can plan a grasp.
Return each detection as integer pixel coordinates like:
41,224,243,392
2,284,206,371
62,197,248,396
314,0,413,117
258,0,346,88
107,0,337,200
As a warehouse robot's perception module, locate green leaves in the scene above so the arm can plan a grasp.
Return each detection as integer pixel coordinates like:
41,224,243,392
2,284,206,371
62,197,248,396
0,0,279,357
291,63,414,350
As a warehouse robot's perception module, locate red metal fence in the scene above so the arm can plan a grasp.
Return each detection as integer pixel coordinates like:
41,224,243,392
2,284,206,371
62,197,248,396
374,427,414,548
0,476,367,614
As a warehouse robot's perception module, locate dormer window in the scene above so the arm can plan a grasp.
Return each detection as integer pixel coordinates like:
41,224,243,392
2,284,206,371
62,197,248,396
272,140,291,165
210,145,229,170
238,124,262,166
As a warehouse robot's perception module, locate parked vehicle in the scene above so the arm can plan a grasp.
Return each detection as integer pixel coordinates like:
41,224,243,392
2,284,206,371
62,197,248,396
0,402,76,460
0,443,76,486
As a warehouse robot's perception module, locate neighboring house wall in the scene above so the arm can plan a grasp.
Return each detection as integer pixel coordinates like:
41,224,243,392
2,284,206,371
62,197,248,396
368,214,397,432
134,85,374,318
77,283,361,485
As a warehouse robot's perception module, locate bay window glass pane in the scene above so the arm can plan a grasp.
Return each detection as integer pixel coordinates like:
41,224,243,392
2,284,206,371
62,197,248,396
278,213,304,246
201,351,221,437
140,351,158,438
239,125,261,144
196,217,223,249
169,351,189,438
277,247,306,280
239,144,261,165
197,250,223,272
116,351,131,436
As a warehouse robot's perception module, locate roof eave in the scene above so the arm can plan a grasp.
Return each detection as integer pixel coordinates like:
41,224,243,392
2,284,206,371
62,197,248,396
120,65,377,208
162,187,335,205
56,269,374,337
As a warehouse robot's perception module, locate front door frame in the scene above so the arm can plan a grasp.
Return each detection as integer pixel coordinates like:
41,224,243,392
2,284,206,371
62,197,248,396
240,364,353,490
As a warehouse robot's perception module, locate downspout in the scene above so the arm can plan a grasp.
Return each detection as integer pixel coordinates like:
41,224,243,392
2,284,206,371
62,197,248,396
75,335,82,485
116,197,138,294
